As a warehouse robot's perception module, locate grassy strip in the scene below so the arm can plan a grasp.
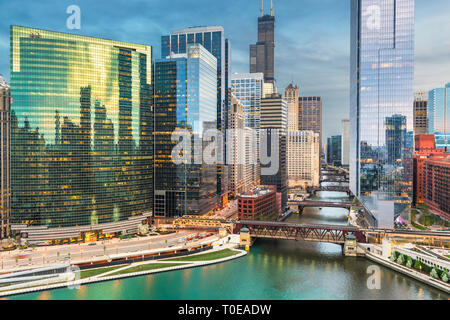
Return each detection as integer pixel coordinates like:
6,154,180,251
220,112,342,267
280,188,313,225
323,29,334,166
80,265,124,279
164,249,240,262
446,255,450,259
104,263,188,277
412,222,427,231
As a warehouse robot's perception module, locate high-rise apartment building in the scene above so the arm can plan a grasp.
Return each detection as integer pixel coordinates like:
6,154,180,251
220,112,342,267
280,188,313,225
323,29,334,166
341,119,350,167
428,83,450,150
161,26,231,200
424,157,450,220
350,0,415,229
298,96,322,150
250,0,275,84
414,91,428,135
154,44,218,218
231,73,264,185
284,83,299,131
228,95,254,197
260,93,287,211
10,26,153,244
287,131,320,188
0,75,10,239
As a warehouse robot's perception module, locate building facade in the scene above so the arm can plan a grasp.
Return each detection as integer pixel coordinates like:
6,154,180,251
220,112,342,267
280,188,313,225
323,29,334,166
287,131,320,188
260,94,287,211
237,186,277,220
228,95,254,197
153,44,218,218
414,91,428,135
350,0,415,229
161,26,231,200
231,73,264,185
250,0,275,84
428,83,450,150
341,119,350,167
327,135,342,166
0,75,10,239
424,157,450,220
284,83,299,132
10,26,153,244
298,96,322,151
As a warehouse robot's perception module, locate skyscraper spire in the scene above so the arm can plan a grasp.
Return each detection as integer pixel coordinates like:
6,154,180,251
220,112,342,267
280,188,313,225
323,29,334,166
261,0,264,17
270,0,274,16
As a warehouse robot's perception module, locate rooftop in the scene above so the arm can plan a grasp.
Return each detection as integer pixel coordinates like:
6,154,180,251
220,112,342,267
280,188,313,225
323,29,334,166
238,186,275,198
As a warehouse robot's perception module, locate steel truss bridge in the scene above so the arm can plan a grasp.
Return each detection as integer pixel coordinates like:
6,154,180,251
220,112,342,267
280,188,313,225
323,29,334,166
234,220,367,244
287,200,361,210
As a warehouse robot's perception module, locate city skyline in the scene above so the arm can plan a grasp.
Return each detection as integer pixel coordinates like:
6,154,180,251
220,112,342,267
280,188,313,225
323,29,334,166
1,0,450,145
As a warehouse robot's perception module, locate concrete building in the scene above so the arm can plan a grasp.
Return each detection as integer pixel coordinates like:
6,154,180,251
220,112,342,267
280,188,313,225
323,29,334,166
228,95,254,198
260,93,288,211
237,186,277,220
424,156,450,219
0,75,10,239
154,44,218,218
287,131,320,188
341,119,350,167
298,96,322,151
231,73,264,186
350,0,415,229
414,91,428,135
284,83,299,132
250,0,275,85
413,134,447,206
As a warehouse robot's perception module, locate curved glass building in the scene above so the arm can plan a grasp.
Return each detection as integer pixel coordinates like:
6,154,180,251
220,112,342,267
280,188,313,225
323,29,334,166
10,26,153,244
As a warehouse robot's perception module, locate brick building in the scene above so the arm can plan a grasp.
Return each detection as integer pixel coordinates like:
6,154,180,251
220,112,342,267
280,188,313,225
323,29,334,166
424,157,450,219
237,186,277,220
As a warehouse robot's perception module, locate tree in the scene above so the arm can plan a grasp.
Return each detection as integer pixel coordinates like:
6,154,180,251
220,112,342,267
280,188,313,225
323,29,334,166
406,256,413,268
397,254,405,265
430,267,439,279
413,259,422,271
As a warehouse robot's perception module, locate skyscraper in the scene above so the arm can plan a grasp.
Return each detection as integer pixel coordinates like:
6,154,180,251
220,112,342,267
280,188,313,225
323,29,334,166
298,96,322,150
260,93,287,211
413,91,428,135
327,136,342,166
231,73,264,185
428,83,450,150
0,75,10,239
161,27,231,200
284,83,299,132
350,0,415,229
153,44,218,218
250,0,275,84
287,131,320,188
10,26,153,244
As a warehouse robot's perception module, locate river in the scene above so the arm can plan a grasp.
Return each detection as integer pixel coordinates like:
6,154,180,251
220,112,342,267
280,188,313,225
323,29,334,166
7,190,450,300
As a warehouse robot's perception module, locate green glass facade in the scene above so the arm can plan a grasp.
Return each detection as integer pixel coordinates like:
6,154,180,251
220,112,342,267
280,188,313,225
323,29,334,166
10,26,153,233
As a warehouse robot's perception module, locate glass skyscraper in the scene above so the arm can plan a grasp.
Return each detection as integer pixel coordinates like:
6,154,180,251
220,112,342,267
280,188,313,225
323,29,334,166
428,83,450,150
10,26,153,244
350,0,415,229
153,44,218,218
161,27,230,199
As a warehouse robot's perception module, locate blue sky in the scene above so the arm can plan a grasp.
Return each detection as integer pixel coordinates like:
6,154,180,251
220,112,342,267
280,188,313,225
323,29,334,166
1,0,450,143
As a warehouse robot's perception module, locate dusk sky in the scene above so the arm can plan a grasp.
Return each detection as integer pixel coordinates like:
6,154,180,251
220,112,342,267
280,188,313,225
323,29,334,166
1,0,450,143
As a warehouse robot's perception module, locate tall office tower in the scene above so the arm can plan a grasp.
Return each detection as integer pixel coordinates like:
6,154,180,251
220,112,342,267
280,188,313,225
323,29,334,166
350,0,415,229
284,83,299,131
228,96,253,197
161,27,231,200
341,119,350,167
231,73,264,185
287,131,320,188
250,0,275,84
10,26,153,244
154,44,218,218
260,93,288,211
428,83,450,150
327,136,342,166
298,97,322,151
0,75,10,239
414,91,428,135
